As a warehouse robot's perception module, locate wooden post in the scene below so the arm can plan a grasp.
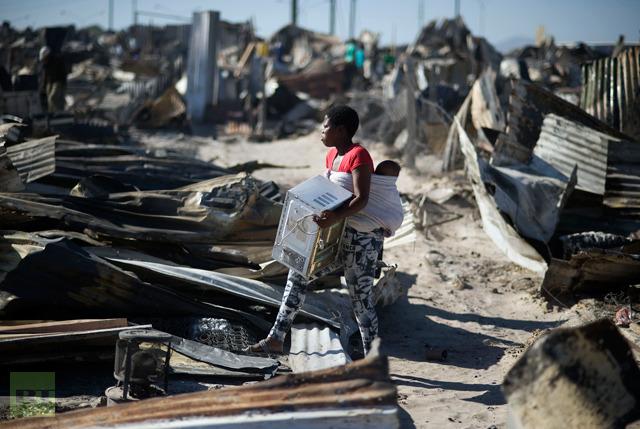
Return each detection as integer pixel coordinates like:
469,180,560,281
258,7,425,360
403,57,418,168
256,58,267,137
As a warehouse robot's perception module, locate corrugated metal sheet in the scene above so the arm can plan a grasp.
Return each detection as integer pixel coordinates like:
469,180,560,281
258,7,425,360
0,144,24,192
493,80,625,166
289,323,351,373
117,74,174,99
93,407,399,429
456,118,548,274
606,138,640,208
580,47,640,140
5,136,56,183
533,113,640,208
5,339,398,429
534,114,609,195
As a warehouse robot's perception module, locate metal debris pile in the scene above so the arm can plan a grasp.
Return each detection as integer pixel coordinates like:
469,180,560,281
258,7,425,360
443,46,640,305
1,5,640,427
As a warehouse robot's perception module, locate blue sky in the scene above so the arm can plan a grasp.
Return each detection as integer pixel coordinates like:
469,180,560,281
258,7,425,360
2,0,639,48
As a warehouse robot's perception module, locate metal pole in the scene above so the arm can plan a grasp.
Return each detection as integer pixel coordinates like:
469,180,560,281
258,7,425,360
454,0,460,18
349,0,356,39
132,0,138,26
291,0,298,26
418,0,424,31
329,0,336,35
108,0,114,30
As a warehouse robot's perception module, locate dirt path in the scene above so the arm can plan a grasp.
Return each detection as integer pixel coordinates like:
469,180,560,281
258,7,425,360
140,129,583,428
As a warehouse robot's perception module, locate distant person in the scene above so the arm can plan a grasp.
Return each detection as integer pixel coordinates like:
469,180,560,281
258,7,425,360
355,43,365,70
39,46,67,113
345,40,356,63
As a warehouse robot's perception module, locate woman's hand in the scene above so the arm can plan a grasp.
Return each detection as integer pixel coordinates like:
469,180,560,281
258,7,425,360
314,210,339,228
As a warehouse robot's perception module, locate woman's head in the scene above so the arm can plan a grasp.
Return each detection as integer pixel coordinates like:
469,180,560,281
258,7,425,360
321,104,359,147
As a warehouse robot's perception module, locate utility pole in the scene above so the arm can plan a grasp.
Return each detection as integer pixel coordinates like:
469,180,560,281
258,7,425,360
479,0,485,35
132,0,138,26
349,0,356,39
329,0,336,35
418,0,424,31
454,0,460,18
108,0,114,30
291,0,298,26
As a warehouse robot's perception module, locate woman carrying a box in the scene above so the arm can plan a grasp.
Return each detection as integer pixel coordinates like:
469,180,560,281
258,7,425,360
246,105,400,358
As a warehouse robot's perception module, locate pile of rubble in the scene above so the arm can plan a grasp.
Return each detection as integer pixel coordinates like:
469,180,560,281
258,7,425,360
2,6,640,427
0,12,410,422
0,118,406,425
446,43,640,301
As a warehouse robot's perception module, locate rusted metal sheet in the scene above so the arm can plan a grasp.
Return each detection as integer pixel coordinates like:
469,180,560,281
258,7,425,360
0,238,270,330
0,319,127,335
95,249,343,330
580,47,640,140
533,114,640,208
45,139,233,192
2,340,398,429
534,114,610,195
0,324,151,365
0,174,281,250
5,136,56,183
493,80,626,166
605,138,640,208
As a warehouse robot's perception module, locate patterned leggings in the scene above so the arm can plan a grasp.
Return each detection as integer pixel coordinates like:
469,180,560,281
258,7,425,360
268,226,384,355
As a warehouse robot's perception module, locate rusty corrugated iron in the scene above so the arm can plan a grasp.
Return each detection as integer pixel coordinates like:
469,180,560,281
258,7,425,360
534,114,610,196
5,136,56,184
580,47,640,141
605,138,640,208
1,340,397,429
533,114,640,209
492,80,626,166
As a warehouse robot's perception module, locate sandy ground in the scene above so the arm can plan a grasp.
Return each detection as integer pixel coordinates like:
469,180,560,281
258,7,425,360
137,128,588,429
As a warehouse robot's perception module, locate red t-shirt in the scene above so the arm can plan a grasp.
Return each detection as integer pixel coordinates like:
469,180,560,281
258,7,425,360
325,144,374,173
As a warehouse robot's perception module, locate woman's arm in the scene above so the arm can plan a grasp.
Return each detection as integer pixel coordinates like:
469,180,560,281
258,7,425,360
315,165,370,228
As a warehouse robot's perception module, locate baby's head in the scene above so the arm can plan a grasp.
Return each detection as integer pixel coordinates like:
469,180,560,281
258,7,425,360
375,160,401,177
